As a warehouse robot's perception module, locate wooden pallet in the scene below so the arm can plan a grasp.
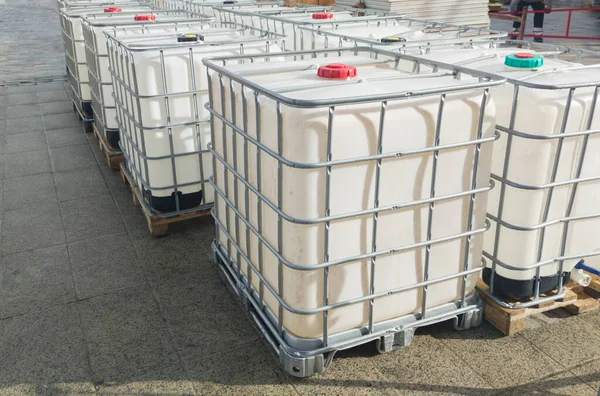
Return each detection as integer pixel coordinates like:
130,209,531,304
119,163,211,237
478,275,600,336
92,123,122,170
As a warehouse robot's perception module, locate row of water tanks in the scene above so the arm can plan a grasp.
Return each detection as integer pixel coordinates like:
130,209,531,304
59,0,600,375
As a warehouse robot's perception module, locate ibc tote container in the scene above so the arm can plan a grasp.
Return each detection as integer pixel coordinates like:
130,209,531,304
106,26,285,214
204,47,504,376
181,0,288,18
216,8,396,50
61,5,153,119
82,11,213,149
297,18,507,53
415,42,600,305
213,2,334,26
57,0,145,10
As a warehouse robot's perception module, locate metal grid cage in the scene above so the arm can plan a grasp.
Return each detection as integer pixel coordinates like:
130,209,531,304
296,18,508,53
203,46,505,377
106,24,286,217
461,41,600,309
214,5,397,50
83,11,214,148
61,5,155,103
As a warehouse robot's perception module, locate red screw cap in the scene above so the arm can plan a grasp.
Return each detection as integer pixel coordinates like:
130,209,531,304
317,63,357,79
515,52,534,59
134,15,157,21
312,12,334,19
104,7,122,12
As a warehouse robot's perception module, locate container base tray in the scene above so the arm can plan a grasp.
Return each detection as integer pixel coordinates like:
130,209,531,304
69,89,93,133
211,239,485,378
119,163,212,237
92,123,122,170
477,277,600,336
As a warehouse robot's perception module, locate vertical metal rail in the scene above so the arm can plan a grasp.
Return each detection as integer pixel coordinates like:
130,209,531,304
322,106,335,347
489,85,521,295
276,102,284,336
421,94,445,318
219,74,233,263
189,47,207,206
461,88,489,307
255,93,266,309
532,88,575,299
557,87,599,291
368,101,387,334
159,50,181,212
242,86,253,292
230,79,243,278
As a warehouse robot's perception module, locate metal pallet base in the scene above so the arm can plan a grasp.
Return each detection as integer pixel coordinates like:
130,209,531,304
211,240,484,377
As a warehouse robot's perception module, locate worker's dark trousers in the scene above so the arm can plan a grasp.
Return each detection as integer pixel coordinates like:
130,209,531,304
513,1,545,36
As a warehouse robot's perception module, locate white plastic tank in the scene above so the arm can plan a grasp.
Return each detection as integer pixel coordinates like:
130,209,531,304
213,3,332,27
57,0,144,10
106,28,285,212
183,0,278,18
231,10,394,50
417,45,600,298
61,5,152,101
82,12,213,145
206,49,500,339
297,20,506,53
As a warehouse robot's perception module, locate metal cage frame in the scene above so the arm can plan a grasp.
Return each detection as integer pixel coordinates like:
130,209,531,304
83,10,214,150
203,46,505,377
467,41,600,309
106,24,286,218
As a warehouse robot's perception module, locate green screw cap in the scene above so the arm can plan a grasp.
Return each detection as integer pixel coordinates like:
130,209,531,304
505,52,544,69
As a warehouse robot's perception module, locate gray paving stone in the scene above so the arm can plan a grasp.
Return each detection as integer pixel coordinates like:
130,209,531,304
54,166,109,202
369,333,492,396
68,233,145,300
78,288,184,386
4,104,42,120
521,312,600,369
2,172,56,211
37,90,69,103
96,367,197,395
0,304,94,395
4,115,44,135
571,359,600,392
428,322,564,389
36,82,69,93
111,190,148,232
6,93,38,106
0,245,75,318
4,132,47,154
49,144,96,172
40,100,73,116
496,370,597,396
60,194,126,243
290,346,399,396
159,279,259,361
4,149,51,178
46,126,89,148
1,201,65,255
188,339,296,396
43,113,82,131
5,85,38,94
100,166,129,194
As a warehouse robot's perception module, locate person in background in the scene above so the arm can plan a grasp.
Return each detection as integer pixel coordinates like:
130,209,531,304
509,0,553,42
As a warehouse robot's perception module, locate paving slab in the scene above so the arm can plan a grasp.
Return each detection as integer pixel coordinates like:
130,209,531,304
3,148,51,177
68,233,145,300
0,304,95,395
496,370,597,396
46,127,89,149
54,166,109,202
4,132,47,154
428,321,565,389
2,172,56,211
1,201,65,256
49,144,97,172
59,194,126,243
78,287,185,388
0,245,75,318
571,359,600,392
